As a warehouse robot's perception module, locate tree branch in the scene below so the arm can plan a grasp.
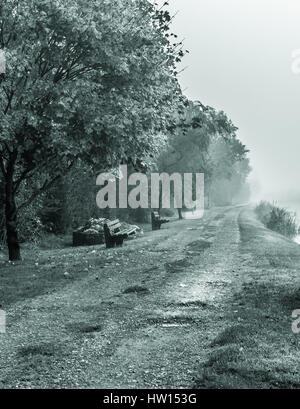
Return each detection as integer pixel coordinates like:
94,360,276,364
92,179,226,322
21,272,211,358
18,173,61,211
13,163,36,194
18,160,77,211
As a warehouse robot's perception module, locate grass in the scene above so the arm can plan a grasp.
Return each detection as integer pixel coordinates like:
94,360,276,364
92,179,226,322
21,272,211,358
195,278,300,388
0,241,106,307
255,201,298,239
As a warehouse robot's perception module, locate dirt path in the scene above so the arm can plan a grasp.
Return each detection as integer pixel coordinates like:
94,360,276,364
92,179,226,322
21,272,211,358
1,205,300,388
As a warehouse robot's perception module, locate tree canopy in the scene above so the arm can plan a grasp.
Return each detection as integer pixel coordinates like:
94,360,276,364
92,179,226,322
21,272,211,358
157,100,251,210
0,0,185,259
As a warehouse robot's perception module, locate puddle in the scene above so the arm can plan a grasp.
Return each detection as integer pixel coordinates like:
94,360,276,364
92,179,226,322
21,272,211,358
165,258,192,273
186,240,211,253
175,300,208,308
147,316,201,326
67,322,102,333
123,285,150,294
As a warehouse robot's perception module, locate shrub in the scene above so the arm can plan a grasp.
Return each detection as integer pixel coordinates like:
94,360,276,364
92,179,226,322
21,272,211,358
18,202,45,244
255,201,298,239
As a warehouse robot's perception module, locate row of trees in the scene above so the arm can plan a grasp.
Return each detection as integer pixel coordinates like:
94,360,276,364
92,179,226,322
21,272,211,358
11,100,251,240
0,0,251,260
0,0,185,259
157,101,251,216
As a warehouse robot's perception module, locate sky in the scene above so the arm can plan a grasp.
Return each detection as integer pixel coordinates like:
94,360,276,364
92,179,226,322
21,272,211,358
167,0,300,202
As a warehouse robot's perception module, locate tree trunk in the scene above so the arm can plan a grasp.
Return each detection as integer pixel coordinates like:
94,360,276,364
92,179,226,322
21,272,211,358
207,184,211,209
5,177,21,261
177,208,183,220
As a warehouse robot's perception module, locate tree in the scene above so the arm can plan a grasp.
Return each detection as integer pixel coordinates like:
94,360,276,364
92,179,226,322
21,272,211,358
156,100,251,213
207,125,251,206
0,0,184,260
156,101,211,217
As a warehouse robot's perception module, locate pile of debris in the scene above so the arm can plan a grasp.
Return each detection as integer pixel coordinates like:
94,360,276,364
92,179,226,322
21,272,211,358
73,217,142,247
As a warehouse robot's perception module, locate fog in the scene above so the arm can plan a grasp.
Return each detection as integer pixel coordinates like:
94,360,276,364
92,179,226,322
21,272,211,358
168,0,300,204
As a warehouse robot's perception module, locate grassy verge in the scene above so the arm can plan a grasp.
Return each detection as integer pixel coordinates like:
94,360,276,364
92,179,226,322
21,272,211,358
195,209,300,388
255,201,298,239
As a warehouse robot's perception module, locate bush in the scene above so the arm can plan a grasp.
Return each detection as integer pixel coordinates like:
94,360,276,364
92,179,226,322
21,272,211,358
255,201,298,239
255,201,273,225
18,202,45,244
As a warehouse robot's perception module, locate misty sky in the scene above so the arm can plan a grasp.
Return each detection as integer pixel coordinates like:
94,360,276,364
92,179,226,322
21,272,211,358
168,0,300,201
